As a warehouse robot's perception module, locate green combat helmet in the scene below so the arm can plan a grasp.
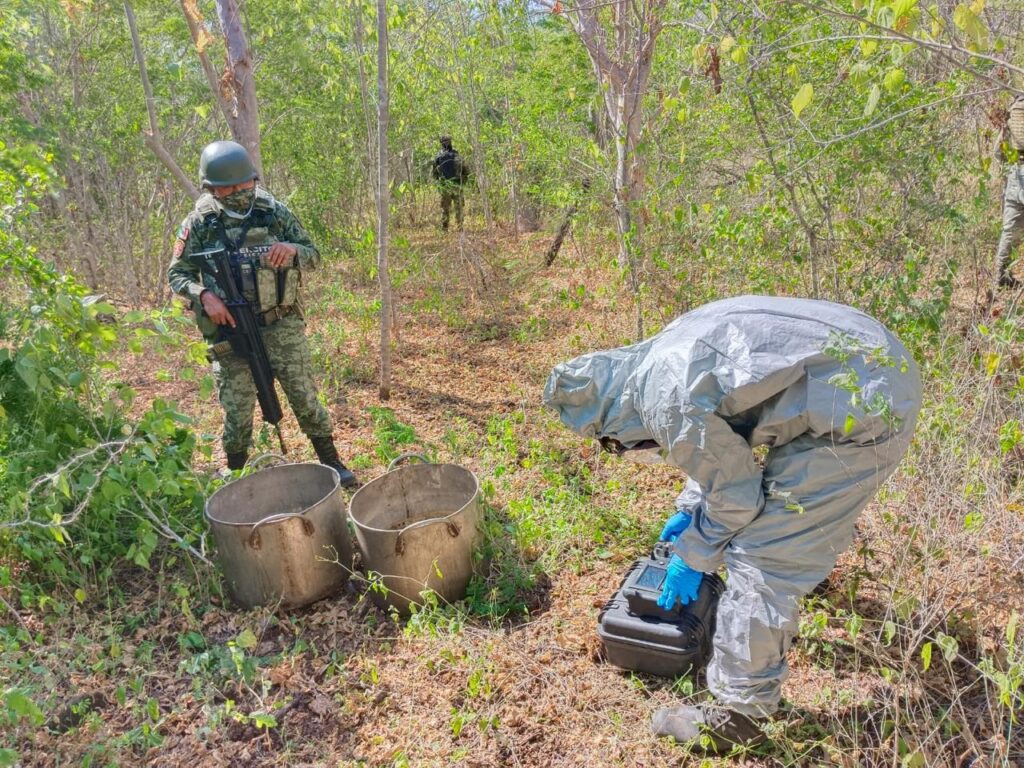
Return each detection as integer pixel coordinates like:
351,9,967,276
199,140,258,187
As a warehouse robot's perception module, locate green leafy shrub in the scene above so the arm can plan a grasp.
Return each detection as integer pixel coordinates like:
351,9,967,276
0,142,211,596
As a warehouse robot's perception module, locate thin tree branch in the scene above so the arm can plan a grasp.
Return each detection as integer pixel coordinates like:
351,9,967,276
788,0,1024,97
178,0,238,135
124,1,199,200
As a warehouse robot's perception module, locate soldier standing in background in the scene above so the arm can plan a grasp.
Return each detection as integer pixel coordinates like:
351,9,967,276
994,94,1024,289
431,135,468,232
168,140,358,488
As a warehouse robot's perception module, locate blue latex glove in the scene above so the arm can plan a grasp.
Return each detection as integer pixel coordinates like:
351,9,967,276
658,510,693,542
657,554,703,609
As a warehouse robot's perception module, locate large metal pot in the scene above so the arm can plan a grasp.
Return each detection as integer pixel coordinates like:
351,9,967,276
349,454,482,614
204,462,352,609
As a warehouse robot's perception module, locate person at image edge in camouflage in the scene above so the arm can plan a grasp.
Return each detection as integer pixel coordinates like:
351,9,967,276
995,94,1024,289
168,140,358,487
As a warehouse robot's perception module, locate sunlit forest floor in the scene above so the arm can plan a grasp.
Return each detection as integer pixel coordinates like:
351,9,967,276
8,219,1024,767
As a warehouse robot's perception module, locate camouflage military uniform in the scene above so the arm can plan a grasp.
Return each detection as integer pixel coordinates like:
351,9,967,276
995,96,1024,286
432,145,467,231
168,189,333,455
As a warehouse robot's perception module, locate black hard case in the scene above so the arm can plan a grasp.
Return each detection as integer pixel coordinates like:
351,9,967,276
597,546,725,678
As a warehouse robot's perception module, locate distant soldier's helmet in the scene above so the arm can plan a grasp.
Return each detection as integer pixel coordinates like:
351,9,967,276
199,140,258,187
440,135,453,149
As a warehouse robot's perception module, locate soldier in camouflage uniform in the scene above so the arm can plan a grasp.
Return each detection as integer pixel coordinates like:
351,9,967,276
168,140,358,487
995,95,1024,289
431,136,468,232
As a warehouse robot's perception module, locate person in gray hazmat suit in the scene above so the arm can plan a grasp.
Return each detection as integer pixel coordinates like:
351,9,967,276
543,295,921,752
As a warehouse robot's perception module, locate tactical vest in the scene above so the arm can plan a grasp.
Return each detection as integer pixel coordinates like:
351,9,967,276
1009,96,1024,152
191,191,300,336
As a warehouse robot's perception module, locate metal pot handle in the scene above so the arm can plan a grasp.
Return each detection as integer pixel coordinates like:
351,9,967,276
247,453,289,469
248,513,315,550
393,515,461,556
387,452,431,471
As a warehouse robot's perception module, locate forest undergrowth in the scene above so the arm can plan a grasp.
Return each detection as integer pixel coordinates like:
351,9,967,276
1,218,1023,767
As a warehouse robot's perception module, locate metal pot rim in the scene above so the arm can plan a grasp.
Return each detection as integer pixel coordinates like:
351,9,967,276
204,462,340,528
348,462,480,534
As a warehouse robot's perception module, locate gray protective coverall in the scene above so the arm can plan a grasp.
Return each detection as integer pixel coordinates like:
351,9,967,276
544,295,921,716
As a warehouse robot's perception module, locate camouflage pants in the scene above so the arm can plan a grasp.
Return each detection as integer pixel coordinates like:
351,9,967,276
212,314,333,454
996,167,1024,282
440,188,464,231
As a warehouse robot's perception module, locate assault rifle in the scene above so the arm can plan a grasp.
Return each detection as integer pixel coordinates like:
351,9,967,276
196,248,287,454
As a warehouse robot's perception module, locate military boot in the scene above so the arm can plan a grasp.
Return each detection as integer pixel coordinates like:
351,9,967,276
226,451,249,471
651,703,768,753
310,436,359,489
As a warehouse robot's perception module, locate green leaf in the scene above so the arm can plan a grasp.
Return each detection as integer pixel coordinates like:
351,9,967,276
14,357,38,390
845,612,863,640
4,689,43,725
74,588,87,603
101,478,126,501
849,62,872,89
920,641,932,671
251,712,278,729
137,470,159,494
882,620,897,645
936,631,959,662
883,67,905,92
864,84,881,117
0,748,20,767
892,0,918,18
953,3,988,48
843,413,857,434
791,83,814,117
198,375,215,400
53,472,71,498
236,628,258,651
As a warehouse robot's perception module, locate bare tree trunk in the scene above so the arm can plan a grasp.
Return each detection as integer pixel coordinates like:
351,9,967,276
545,202,577,267
124,1,199,200
545,179,589,267
548,0,664,339
213,0,263,177
353,0,377,228
454,0,493,230
179,0,239,135
376,0,393,401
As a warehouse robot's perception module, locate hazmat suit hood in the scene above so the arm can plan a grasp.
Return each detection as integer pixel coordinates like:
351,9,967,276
543,340,654,447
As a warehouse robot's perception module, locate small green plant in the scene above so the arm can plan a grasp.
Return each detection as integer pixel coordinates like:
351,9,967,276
369,406,428,464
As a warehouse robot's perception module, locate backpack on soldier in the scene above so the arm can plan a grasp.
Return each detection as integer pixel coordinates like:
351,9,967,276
1009,96,1024,152
435,149,469,185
